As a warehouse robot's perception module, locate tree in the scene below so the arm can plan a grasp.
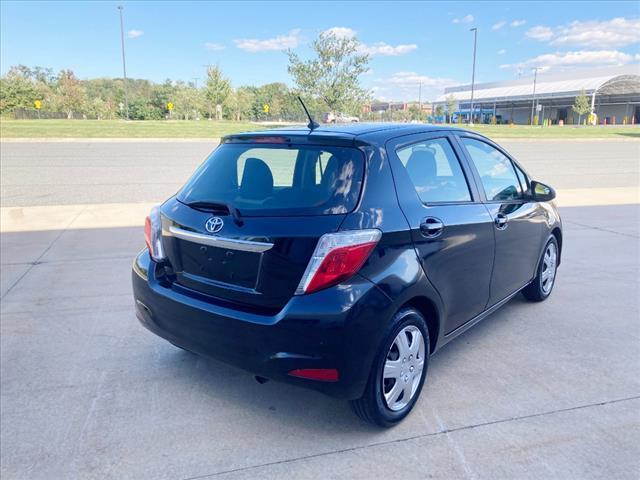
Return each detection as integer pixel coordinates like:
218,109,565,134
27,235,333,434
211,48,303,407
287,31,370,114
128,97,163,120
204,65,231,120
0,71,38,114
408,104,422,122
55,70,85,119
445,95,456,123
572,89,590,125
85,97,110,119
435,105,444,123
173,85,204,120
226,87,255,121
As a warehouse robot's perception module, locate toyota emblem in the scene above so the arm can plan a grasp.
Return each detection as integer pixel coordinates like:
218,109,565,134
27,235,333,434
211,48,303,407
205,217,224,233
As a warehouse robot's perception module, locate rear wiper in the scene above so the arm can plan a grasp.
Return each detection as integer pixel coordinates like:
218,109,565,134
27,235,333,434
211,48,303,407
182,200,244,227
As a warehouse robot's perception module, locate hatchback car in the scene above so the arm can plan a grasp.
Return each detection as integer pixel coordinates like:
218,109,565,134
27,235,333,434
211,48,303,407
132,124,562,427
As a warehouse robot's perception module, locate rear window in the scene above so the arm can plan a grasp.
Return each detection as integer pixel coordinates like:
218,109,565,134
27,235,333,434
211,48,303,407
178,143,365,216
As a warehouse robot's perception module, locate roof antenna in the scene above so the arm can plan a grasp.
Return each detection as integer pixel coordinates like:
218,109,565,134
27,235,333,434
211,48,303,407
297,96,320,131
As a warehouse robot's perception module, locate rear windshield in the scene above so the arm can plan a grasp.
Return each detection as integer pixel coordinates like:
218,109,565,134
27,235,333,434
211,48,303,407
177,143,365,216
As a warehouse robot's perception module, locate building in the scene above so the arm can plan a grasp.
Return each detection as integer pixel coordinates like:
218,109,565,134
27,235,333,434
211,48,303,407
364,102,433,114
434,65,640,125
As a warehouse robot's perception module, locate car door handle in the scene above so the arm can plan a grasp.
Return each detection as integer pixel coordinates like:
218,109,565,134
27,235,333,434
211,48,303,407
420,217,444,238
494,213,509,230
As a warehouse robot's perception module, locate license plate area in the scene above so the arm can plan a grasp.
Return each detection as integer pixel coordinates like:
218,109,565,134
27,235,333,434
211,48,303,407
179,241,261,289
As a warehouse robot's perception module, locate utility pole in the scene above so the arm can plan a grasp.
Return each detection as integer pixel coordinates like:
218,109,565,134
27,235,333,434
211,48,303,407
530,67,540,125
418,82,422,109
117,5,129,120
469,27,478,125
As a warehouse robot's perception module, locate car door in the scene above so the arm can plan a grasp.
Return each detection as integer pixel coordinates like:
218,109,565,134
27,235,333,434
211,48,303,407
457,135,546,306
387,132,495,334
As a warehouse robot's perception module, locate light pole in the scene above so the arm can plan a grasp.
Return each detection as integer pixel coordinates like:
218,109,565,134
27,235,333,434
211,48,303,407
117,5,129,120
469,27,477,125
530,67,540,126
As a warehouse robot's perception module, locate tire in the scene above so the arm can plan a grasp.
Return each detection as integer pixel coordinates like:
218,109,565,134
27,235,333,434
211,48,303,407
522,236,559,302
350,307,430,427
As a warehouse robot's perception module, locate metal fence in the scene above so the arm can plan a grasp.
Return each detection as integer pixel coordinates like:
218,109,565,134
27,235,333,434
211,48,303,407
12,109,92,120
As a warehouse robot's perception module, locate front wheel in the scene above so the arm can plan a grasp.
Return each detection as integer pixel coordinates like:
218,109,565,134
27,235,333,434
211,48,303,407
523,236,559,302
350,307,430,427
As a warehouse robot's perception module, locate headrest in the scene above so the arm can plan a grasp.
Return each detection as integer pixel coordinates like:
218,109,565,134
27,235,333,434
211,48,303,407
406,149,437,182
240,157,273,200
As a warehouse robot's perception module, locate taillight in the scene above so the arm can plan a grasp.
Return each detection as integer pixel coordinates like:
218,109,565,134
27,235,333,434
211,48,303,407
144,206,165,261
295,229,381,295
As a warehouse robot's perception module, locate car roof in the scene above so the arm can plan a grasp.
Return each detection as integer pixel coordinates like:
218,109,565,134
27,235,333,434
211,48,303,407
223,123,477,146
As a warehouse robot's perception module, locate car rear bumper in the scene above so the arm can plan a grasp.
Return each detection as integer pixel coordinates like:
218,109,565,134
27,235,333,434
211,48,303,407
131,250,393,399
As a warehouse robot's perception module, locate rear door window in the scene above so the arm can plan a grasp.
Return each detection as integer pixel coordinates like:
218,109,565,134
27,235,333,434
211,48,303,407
396,137,472,203
178,143,365,216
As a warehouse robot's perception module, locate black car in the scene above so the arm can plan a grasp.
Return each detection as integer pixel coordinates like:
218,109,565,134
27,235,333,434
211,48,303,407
132,123,562,427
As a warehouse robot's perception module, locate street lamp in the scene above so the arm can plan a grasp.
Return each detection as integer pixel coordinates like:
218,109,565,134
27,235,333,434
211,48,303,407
530,67,540,126
469,27,478,125
117,5,129,120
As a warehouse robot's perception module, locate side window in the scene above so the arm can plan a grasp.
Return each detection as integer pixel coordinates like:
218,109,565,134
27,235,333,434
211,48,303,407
513,163,530,196
461,138,522,202
396,137,471,203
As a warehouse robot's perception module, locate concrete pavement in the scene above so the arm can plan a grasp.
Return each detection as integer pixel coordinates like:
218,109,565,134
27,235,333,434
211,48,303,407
1,140,639,479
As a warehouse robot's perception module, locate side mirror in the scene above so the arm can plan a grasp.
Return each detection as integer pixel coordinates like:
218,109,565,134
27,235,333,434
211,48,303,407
530,180,556,202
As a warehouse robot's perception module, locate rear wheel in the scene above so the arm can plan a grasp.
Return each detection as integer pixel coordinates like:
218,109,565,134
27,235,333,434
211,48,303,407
350,307,430,427
523,236,558,302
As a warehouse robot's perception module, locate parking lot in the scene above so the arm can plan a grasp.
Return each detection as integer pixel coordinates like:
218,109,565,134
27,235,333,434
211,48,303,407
1,139,639,479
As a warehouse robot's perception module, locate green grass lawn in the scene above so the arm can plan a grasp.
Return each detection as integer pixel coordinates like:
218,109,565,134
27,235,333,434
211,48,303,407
0,119,280,138
1,119,638,139
463,124,639,139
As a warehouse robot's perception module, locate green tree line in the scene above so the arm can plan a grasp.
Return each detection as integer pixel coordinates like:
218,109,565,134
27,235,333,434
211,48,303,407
0,64,324,121
1,32,381,122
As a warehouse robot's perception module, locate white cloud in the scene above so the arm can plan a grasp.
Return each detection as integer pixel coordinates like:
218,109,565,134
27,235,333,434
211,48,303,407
453,14,474,24
358,42,417,56
371,72,457,101
204,42,225,51
498,49,507,55
510,20,526,27
127,30,143,39
323,27,356,38
492,21,506,31
500,50,637,71
526,25,554,41
234,29,301,52
525,17,640,48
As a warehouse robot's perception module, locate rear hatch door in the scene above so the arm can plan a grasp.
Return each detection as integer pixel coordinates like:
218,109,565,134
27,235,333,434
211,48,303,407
159,138,365,312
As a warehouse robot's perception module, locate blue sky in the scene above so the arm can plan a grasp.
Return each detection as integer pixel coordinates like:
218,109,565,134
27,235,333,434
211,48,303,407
2,1,639,101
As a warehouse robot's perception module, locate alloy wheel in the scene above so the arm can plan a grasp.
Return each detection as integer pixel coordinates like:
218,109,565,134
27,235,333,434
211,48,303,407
382,325,425,411
541,242,557,294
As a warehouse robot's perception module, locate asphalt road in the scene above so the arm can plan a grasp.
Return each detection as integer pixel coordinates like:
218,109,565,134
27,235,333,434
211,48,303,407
1,140,639,479
1,139,639,206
